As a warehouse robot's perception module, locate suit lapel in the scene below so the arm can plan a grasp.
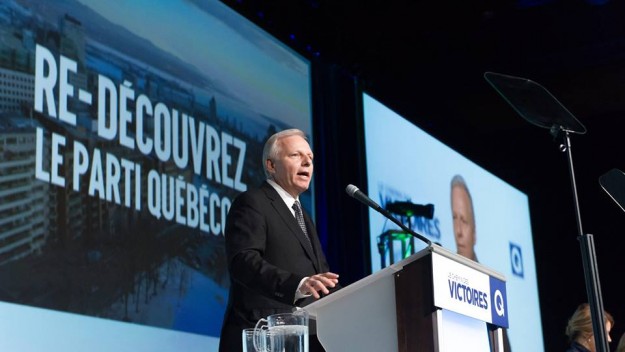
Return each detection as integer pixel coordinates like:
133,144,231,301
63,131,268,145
261,183,320,271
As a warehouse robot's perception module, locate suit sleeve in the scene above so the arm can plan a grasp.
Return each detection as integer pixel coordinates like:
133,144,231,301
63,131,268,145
225,192,303,305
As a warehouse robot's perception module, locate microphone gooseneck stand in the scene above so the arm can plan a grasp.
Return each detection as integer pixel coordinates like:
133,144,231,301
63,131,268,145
553,125,609,352
345,185,432,247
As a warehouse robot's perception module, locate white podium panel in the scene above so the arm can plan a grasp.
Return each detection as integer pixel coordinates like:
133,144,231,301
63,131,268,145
304,245,507,352
304,252,425,351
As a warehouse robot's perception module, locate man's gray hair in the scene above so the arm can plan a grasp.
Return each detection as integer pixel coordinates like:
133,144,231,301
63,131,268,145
451,174,475,222
262,128,307,179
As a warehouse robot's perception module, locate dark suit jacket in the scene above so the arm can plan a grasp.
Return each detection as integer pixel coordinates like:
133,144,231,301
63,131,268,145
218,181,333,352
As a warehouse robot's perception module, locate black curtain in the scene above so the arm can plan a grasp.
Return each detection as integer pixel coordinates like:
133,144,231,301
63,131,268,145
311,59,370,286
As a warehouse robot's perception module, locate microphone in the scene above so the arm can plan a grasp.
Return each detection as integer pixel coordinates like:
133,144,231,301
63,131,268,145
345,184,383,212
345,184,432,246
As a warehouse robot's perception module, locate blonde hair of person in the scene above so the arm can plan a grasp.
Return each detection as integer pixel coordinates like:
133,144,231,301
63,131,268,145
565,303,614,349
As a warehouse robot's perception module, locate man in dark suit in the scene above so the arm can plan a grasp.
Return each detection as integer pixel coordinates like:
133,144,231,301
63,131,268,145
218,128,340,352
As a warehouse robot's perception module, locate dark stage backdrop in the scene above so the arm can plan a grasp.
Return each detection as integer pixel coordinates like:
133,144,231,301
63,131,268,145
0,0,312,350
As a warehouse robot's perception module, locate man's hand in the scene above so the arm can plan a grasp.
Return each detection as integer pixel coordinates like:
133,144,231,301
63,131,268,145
299,272,339,299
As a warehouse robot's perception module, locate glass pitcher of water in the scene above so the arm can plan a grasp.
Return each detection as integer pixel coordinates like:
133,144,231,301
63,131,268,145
254,310,309,352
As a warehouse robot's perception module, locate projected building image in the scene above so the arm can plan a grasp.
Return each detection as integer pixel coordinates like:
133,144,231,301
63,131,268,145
0,0,312,350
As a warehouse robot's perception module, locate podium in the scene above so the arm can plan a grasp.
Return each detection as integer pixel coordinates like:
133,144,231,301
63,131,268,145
303,244,508,352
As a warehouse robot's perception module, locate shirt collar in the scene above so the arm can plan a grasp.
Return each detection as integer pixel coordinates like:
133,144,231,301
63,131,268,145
267,179,298,213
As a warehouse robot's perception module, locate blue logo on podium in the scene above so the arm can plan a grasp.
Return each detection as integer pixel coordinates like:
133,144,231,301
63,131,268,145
489,276,509,328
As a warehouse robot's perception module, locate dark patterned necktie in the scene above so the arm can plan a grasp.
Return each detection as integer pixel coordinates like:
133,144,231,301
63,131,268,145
292,200,313,249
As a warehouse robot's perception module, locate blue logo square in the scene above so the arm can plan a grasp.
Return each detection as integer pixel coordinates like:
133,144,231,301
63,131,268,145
489,276,509,328
509,242,524,278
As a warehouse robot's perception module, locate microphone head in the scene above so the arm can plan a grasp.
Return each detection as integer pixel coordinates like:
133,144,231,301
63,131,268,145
345,184,359,196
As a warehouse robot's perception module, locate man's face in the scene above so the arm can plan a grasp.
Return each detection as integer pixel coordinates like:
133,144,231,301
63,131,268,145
451,185,476,259
266,135,313,197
